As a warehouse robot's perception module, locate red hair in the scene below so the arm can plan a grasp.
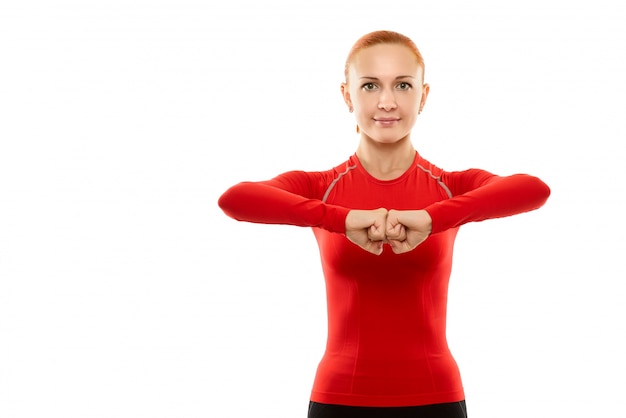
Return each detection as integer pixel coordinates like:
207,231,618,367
344,30,425,82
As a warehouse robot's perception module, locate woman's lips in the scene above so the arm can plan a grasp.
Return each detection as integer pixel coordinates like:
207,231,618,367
374,118,400,126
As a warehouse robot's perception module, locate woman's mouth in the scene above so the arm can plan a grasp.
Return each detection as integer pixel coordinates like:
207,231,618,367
374,118,400,126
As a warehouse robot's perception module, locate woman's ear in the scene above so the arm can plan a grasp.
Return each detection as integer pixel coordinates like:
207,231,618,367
341,83,353,111
420,83,430,111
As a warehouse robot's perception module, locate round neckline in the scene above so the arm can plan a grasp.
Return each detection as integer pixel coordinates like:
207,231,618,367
351,152,419,185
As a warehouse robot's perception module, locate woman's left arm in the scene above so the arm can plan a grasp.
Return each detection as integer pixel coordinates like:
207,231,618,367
424,170,551,235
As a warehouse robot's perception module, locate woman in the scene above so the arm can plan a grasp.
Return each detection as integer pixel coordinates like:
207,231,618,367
218,30,550,418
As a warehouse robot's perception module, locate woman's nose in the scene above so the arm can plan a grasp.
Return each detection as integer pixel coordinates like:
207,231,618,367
378,89,397,111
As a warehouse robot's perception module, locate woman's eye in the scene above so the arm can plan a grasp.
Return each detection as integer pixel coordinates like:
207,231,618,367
397,82,412,90
362,83,377,91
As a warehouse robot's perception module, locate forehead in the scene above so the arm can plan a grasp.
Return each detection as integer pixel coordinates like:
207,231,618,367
350,43,422,79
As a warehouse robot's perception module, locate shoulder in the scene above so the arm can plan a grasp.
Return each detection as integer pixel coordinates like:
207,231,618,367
416,153,496,182
330,156,359,179
267,157,354,198
415,153,447,178
414,154,500,197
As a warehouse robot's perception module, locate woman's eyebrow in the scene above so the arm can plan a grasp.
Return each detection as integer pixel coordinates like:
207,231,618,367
359,75,416,80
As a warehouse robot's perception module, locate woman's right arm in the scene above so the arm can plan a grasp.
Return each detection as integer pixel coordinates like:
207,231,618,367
217,171,350,234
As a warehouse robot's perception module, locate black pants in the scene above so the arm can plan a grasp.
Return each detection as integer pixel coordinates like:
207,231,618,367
308,400,467,418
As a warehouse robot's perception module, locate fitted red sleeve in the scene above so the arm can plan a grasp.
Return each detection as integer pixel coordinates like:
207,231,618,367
217,172,350,234
424,170,551,234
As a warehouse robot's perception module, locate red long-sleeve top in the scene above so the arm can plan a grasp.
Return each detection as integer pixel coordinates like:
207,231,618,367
218,152,550,407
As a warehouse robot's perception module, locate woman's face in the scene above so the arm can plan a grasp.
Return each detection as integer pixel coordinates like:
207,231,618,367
342,43,429,144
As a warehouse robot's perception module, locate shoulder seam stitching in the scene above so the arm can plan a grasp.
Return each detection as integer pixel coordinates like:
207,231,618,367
322,164,357,202
416,163,453,198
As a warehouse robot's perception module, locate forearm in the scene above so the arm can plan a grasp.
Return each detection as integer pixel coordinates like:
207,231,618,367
218,181,350,233
425,174,551,234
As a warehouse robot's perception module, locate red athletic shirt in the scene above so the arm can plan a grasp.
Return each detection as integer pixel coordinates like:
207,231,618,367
218,152,550,407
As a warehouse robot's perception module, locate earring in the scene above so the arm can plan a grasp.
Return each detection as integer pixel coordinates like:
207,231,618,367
349,107,354,113
356,125,360,134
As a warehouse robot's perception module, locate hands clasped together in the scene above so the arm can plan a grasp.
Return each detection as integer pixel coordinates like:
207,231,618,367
345,208,433,255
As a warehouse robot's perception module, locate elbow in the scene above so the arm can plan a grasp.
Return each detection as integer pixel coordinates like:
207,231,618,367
217,187,230,211
217,191,229,213
502,173,551,212
527,175,551,209
217,181,262,220
217,183,245,218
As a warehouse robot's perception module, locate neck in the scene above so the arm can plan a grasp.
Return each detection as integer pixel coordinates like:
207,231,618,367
355,135,416,180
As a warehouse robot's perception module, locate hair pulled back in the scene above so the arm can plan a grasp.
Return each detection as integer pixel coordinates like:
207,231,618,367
344,30,425,82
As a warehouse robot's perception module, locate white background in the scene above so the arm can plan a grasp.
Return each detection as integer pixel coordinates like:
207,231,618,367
1,1,625,417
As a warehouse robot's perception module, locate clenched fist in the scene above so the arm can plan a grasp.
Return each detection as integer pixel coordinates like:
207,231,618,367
344,208,389,255
345,208,432,255
385,209,432,254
